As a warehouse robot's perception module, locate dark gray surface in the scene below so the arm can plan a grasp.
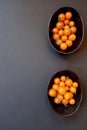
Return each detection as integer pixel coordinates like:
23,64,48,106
0,0,87,130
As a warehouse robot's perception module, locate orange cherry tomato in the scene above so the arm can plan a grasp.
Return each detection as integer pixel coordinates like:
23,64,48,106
64,25,70,30
66,40,73,47
59,29,64,36
70,86,77,94
59,81,65,87
65,86,69,91
69,21,75,27
54,77,60,85
58,13,65,21
62,99,69,105
64,29,71,36
73,82,79,88
64,19,70,25
60,43,67,50
61,35,67,42
56,21,64,30
65,78,73,87
70,26,77,33
60,75,67,82
53,34,59,40
56,39,62,46
65,12,72,20
48,89,57,97
58,87,66,95
69,34,76,41
64,92,72,100
52,84,59,91
52,28,59,33
69,98,75,105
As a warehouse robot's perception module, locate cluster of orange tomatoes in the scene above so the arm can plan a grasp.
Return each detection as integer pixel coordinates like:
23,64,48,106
52,12,77,50
48,75,79,106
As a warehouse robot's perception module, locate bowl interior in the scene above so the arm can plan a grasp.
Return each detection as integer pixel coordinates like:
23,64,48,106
48,70,82,116
48,7,84,54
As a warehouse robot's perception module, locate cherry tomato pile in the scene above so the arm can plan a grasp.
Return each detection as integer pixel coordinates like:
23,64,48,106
52,12,77,51
48,75,79,106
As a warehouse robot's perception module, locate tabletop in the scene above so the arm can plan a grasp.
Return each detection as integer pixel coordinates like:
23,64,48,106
0,0,87,130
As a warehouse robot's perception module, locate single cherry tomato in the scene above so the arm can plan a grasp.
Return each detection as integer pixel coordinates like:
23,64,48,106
52,28,59,33
65,12,72,20
66,40,73,47
69,34,76,41
64,92,72,100
60,43,67,50
56,39,62,46
64,29,71,36
54,77,60,85
70,26,77,33
69,98,75,105
73,82,79,88
58,87,66,95
60,75,67,82
64,19,70,25
58,13,65,21
48,89,57,97
70,86,77,94
61,35,67,42
69,21,75,27
52,84,59,91
65,78,73,87
62,99,69,105
56,21,64,30
53,34,59,40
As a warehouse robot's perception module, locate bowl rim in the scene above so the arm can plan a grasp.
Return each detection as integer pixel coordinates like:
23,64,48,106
48,6,84,55
47,70,83,116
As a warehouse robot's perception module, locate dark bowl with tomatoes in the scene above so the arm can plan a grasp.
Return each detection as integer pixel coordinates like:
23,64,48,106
47,70,82,116
48,7,84,54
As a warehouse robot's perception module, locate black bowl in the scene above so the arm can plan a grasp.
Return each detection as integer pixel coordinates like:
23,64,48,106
47,70,82,116
48,7,84,54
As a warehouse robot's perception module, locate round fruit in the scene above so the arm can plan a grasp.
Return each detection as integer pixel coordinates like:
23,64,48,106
70,86,77,94
52,28,58,33
48,89,57,97
61,35,67,42
65,78,73,87
64,25,70,29
64,92,72,100
58,87,66,95
73,82,79,88
64,29,71,36
59,81,65,87
53,34,59,40
54,77,60,85
56,39,62,46
56,22,64,29
59,29,64,36
69,34,76,41
64,19,70,25
58,13,65,21
62,99,69,105
65,12,72,20
69,98,75,105
70,26,77,33
60,75,67,82
60,43,67,50
52,84,59,91
69,21,75,27
54,97,61,104
66,40,73,47
65,86,69,91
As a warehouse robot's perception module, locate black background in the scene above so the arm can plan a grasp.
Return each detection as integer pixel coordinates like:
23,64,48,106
0,0,87,130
